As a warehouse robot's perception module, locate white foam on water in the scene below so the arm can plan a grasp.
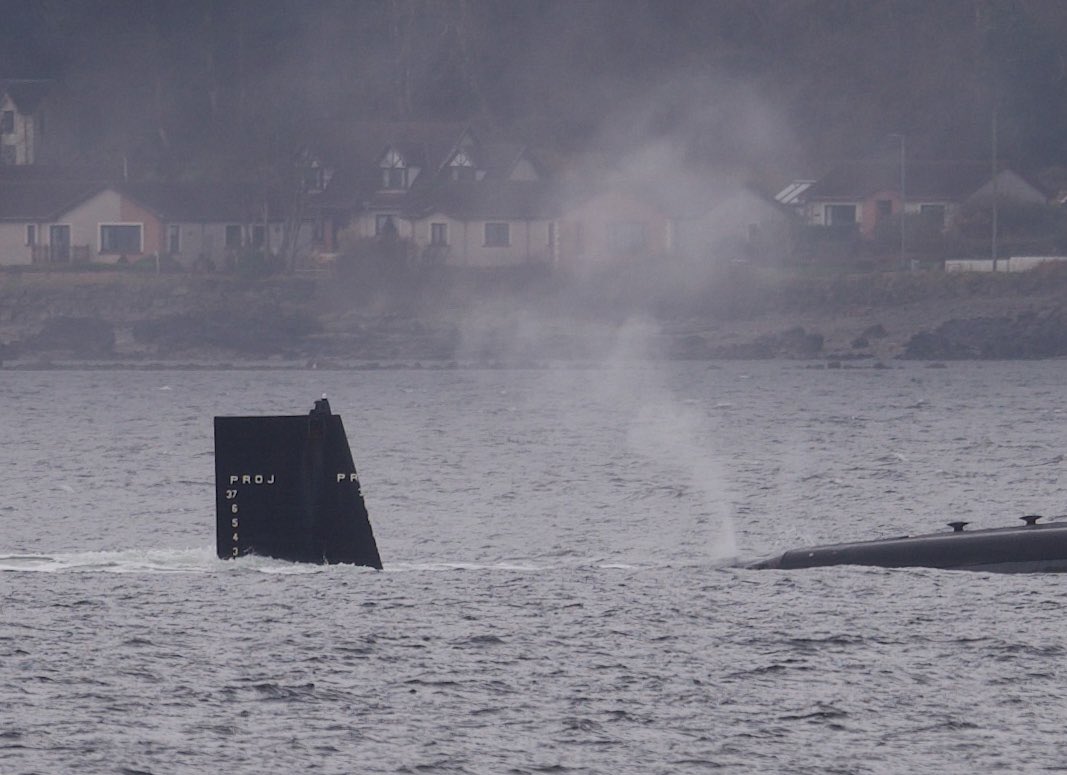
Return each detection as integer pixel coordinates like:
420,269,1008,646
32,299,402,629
0,547,372,575
0,550,601,576
0,547,217,573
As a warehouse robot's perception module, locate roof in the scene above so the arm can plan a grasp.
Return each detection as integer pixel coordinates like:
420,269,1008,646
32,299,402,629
559,172,762,220
805,160,1044,201
476,142,527,180
0,181,307,226
309,122,474,210
308,121,560,221
775,180,814,205
0,181,105,221
118,182,292,222
408,180,558,220
0,79,51,113
0,163,120,182
309,121,472,176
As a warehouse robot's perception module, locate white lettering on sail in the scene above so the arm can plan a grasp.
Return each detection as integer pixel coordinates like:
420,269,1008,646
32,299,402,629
336,472,360,483
228,474,275,485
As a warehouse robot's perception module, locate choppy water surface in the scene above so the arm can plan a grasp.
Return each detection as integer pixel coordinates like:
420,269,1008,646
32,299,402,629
4,361,1067,773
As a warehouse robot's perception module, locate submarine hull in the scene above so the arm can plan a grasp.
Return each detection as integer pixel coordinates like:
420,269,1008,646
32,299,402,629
214,400,382,568
746,521,1067,573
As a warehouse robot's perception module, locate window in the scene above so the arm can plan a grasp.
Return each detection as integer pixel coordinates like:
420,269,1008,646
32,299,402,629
876,199,892,219
431,222,448,246
0,111,12,134
49,224,70,262
303,165,325,192
452,166,475,182
375,214,398,238
225,225,242,248
485,222,510,246
384,167,407,189
0,144,14,165
252,225,265,248
380,148,408,189
607,221,647,254
450,149,476,181
825,204,857,225
25,224,36,246
920,204,946,227
99,224,142,254
167,224,180,254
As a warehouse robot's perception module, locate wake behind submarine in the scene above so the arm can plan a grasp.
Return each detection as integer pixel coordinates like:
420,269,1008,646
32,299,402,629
745,515,1067,573
213,397,382,568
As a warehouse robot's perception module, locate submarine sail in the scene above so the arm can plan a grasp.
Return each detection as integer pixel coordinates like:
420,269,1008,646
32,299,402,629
214,398,383,568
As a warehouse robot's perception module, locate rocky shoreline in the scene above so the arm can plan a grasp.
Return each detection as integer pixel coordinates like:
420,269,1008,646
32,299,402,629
2,271,1066,368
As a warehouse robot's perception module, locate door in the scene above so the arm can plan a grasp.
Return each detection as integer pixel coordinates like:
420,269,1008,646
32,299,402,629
49,224,70,263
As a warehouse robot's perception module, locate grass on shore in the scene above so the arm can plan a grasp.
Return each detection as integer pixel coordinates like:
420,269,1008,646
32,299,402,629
3,259,1067,325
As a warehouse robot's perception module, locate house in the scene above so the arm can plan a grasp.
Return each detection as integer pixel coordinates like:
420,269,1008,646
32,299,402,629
121,182,315,270
402,178,557,267
675,186,793,263
0,179,312,268
0,79,50,166
555,172,791,265
801,160,1049,237
0,180,106,264
556,184,677,263
308,122,558,267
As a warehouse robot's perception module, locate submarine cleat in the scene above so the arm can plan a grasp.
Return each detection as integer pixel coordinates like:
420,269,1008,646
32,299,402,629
745,515,1067,573
214,397,382,568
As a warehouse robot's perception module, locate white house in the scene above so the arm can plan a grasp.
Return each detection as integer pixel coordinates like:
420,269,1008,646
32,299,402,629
311,122,558,267
0,79,50,166
0,181,107,264
122,182,316,270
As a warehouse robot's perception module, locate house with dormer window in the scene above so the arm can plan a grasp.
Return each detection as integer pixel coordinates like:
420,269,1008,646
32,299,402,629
308,122,557,267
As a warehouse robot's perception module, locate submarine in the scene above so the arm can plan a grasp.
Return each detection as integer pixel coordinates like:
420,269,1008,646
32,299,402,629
745,515,1067,573
214,397,382,568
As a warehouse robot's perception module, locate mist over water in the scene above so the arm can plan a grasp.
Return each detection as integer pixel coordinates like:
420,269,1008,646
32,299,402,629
4,362,1067,773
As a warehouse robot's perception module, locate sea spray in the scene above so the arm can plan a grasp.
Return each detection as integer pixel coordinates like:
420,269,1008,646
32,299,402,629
603,317,739,562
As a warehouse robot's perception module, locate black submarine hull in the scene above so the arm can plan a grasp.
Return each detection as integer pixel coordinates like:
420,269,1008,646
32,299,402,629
213,399,382,568
746,518,1067,573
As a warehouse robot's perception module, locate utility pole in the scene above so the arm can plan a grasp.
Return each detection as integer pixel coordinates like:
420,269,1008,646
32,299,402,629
889,134,906,270
991,103,999,271
900,133,907,270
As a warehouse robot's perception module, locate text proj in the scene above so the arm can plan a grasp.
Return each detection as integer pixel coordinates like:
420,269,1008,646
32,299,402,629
229,474,276,485
226,472,359,485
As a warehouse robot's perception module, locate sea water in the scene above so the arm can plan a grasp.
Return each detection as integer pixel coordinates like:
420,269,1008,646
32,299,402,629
3,361,1067,774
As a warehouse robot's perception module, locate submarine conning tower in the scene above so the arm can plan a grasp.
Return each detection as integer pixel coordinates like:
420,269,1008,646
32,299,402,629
214,398,383,568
